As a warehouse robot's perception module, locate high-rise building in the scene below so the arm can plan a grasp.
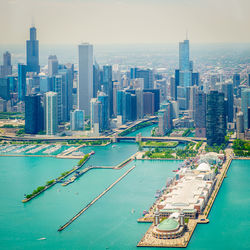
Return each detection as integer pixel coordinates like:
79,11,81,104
194,91,206,137
93,61,100,98
143,92,154,115
158,102,172,136
45,92,58,135
102,65,113,118
0,51,12,77
206,91,226,146
236,111,244,139
248,74,250,87
221,82,234,123
97,91,109,131
143,89,160,113
170,77,176,100
90,98,101,129
117,90,124,117
136,89,144,119
177,39,193,110
25,94,44,134
0,77,10,100
233,73,240,88
18,64,27,101
131,68,153,89
78,43,93,116
192,72,199,86
241,88,250,130
70,109,84,131
26,26,40,73
48,55,58,76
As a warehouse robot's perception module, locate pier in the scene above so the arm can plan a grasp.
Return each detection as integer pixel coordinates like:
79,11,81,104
137,148,234,248
58,165,136,232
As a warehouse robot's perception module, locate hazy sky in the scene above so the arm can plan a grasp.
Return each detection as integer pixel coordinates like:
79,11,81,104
0,0,250,44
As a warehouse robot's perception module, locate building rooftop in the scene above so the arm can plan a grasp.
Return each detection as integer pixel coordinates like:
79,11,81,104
157,218,179,231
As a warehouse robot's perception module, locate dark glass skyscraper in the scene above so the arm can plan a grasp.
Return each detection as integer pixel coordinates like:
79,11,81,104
206,91,226,146
25,94,44,134
26,26,40,73
102,65,113,118
97,91,109,131
0,77,10,100
18,64,26,101
194,91,206,137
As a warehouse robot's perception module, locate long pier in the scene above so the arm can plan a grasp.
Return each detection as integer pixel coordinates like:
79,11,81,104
137,149,234,248
58,165,136,232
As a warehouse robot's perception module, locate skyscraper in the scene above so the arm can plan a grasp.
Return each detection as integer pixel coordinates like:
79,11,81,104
0,78,10,100
18,64,27,101
241,88,250,131
143,92,154,115
26,26,40,73
78,43,93,116
103,65,113,118
45,92,58,135
206,91,226,146
194,91,206,137
48,55,58,76
70,109,85,131
25,94,44,134
93,61,100,98
0,51,12,77
97,91,109,131
177,39,192,110
90,98,101,129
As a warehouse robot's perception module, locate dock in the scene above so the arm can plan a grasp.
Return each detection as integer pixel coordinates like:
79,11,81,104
58,165,136,232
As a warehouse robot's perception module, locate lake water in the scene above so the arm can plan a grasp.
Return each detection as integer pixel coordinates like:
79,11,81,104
0,139,249,249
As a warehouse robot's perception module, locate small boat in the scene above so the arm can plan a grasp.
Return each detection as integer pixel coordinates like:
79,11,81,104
172,170,178,172
112,145,117,148
155,190,161,198
37,237,46,241
131,208,135,214
90,150,95,155
143,210,149,216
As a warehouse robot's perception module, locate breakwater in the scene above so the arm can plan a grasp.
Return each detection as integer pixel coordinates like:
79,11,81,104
58,165,136,232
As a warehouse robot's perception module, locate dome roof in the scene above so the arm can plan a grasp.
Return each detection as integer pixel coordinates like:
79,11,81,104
197,162,210,171
157,218,179,231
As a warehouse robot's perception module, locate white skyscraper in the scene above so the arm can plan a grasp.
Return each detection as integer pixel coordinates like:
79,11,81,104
78,43,93,116
45,92,58,135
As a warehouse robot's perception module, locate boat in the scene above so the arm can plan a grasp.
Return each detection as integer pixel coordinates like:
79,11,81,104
90,150,95,155
112,145,117,148
172,170,178,172
143,210,149,216
37,237,46,241
131,208,135,214
155,190,161,198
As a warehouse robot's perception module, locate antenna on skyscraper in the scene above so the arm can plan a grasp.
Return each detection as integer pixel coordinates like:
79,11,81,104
186,29,188,40
31,17,35,27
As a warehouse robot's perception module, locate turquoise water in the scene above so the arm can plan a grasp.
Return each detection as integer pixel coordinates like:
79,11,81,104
125,124,157,137
79,142,138,166
0,145,249,250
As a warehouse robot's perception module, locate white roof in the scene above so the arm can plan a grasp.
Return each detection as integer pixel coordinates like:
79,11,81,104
197,162,211,171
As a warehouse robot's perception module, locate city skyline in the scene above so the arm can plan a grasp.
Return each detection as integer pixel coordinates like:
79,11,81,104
1,0,250,45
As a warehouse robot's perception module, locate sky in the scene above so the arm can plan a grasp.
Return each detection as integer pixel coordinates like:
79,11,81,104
0,0,250,45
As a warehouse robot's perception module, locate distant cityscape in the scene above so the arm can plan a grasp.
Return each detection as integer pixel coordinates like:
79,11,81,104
0,26,249,146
